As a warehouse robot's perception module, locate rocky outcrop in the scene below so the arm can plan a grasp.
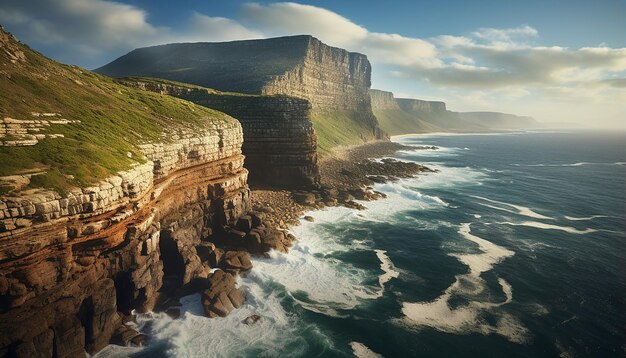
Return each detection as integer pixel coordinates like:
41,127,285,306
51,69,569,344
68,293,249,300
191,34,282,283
96,35,388,149
201,270,245,318
123,80,320,188
0,121,252,356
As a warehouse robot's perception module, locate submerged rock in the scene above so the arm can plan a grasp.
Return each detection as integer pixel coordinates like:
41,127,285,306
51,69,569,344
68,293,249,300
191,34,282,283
243,314,262,326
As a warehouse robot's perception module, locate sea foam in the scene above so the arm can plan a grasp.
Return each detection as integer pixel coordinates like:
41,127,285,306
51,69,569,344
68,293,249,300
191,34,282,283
400,223,529,343
472,195,553,220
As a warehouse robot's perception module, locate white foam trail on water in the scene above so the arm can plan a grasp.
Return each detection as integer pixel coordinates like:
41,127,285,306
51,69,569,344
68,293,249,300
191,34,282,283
400,223,529,343
472,195,553,220
253,175,451,317
513,162,626,167
350,341,383,358
564,215,609,221
375,250,400,287
498,221,597,234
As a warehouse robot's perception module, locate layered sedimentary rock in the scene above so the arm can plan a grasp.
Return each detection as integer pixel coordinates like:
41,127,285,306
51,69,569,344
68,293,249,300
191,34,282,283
96,35,388,151
369,89,442,135
0,123,252,356
123,80,320,188
396,98,447,113
369,89,402,110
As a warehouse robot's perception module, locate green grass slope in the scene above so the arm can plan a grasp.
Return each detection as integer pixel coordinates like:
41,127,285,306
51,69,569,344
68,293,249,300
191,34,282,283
373,109,442,136
0,28,233,195
311,110,382,155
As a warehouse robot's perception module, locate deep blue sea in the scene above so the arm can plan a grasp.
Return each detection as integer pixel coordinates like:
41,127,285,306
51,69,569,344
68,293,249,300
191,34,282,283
98,131,626,358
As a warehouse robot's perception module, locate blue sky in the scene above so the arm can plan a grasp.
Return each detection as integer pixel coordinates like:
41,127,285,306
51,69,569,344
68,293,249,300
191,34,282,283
1,0,625,127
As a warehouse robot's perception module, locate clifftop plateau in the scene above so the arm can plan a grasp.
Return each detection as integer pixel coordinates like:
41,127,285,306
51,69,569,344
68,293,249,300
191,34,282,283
96,35,387,153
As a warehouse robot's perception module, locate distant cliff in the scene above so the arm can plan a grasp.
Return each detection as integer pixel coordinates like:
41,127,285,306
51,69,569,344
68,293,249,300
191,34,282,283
96,36,387,153
396,98,447,113
370,89,536,135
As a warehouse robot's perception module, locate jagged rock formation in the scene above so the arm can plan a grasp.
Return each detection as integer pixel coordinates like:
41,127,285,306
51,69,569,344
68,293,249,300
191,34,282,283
95,35,388,153
0,123,252,356
0,26,262,357
122,80,320,188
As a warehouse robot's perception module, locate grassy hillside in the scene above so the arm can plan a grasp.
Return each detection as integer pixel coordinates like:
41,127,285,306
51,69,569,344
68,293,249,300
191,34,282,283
311,110,382,155
0,28,233,195
373,109,442,136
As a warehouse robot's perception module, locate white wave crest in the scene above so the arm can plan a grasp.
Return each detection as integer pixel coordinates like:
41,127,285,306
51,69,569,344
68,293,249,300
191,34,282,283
514,162,626,167
564,215,609,221
95,273,330,357
472,195,553,220
498,221,596,234
400,223,529,343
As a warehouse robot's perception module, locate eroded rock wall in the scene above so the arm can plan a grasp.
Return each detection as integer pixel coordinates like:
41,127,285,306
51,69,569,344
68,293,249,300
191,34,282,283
396,98,447,113
0,121,251,356
124,81,320,188
369,89,401,110
96,35,388,145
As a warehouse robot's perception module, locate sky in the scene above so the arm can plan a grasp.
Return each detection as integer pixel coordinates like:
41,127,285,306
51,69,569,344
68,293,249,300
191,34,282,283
1,0,625,128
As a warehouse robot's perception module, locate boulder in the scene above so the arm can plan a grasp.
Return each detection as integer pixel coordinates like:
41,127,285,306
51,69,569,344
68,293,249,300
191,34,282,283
201,270,245,318
293,192,316,205
236,215,253,232
243,314,262,326
220,251,253,274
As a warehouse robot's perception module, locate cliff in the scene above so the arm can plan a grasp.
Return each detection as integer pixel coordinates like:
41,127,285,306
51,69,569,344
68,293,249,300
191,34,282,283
0,26,269,356
371,89,536,134
370,89,442,135
123,78,320,188
95,35,387,154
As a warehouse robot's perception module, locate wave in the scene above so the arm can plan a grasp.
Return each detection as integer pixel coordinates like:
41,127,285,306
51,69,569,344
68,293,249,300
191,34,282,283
472,195,553,220
350,342,383,358
498,221,596,234
513,162,626,167
564,215,609,221
400,223,529,344
95,273,333,357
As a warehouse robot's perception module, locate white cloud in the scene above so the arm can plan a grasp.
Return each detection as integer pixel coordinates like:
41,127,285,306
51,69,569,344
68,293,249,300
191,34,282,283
0,1,624,127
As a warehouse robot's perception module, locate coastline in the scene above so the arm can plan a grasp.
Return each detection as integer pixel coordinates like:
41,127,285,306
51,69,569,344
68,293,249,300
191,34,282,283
249,140,434,231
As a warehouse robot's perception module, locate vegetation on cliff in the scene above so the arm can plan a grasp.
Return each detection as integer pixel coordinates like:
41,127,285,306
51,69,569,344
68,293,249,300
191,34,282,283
0,28,234,194
95,35,387,154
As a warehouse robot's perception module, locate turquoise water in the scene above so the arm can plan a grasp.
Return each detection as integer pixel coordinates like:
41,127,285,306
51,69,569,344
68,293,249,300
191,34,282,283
98,131,626,358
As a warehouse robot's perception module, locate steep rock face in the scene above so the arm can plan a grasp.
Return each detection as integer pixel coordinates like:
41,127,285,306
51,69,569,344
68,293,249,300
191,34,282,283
0,123,251,356
370,89,401,110
396,98,447,113
95,35,388,152
369,89,442,135
123,80,320,188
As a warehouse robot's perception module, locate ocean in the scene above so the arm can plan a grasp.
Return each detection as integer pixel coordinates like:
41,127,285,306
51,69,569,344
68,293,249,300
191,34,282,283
97,131,626,358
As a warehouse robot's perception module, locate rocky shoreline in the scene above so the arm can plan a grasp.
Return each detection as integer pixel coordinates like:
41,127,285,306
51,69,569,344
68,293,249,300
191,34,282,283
125,140,434,339
251,140,435,227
